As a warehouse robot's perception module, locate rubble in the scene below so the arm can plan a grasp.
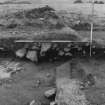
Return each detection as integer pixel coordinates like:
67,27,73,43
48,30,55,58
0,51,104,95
0,61,23,79
40,43,51,56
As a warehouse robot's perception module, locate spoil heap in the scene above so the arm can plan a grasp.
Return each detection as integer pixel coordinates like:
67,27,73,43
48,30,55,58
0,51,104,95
0,5,63,29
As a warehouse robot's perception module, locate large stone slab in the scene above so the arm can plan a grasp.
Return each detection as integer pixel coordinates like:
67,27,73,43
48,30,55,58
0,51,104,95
55,78,89,105
55,62,89,105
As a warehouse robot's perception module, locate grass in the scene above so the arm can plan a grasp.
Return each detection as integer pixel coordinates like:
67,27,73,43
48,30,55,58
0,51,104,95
78,31,105,41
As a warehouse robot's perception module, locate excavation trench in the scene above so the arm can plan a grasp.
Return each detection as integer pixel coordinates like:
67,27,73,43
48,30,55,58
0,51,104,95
0,40,105,105
0,37,105,62
0,5,104,105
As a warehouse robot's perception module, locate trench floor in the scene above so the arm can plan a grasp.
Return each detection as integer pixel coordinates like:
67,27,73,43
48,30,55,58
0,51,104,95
0,58,104,105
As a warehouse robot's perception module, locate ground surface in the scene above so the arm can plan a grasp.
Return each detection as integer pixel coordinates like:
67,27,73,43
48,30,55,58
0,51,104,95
0,57,105,105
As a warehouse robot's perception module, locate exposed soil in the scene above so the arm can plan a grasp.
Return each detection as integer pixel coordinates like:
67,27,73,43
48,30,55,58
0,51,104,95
0,57,104,105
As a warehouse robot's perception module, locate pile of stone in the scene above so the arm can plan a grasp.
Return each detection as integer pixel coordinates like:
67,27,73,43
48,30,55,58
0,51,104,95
15,41,89,63
15,42,72,62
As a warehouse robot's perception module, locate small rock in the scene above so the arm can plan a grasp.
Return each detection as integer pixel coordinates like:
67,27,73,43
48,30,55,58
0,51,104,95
15,48,26,58
65,53,72,56
46,73,51,78
44,88,56,98
50,101,56,105
35,80,41,88
49,59,53,62
64,48,70,52
56,48,60,51
29,100,35,105
7,79,13,83
31,45,39,50
58,51,64,56
36,80,40,84
86,73,95,86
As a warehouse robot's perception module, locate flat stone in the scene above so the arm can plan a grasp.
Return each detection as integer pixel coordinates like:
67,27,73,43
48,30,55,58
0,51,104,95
15,48,26,58
44,88,56,98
